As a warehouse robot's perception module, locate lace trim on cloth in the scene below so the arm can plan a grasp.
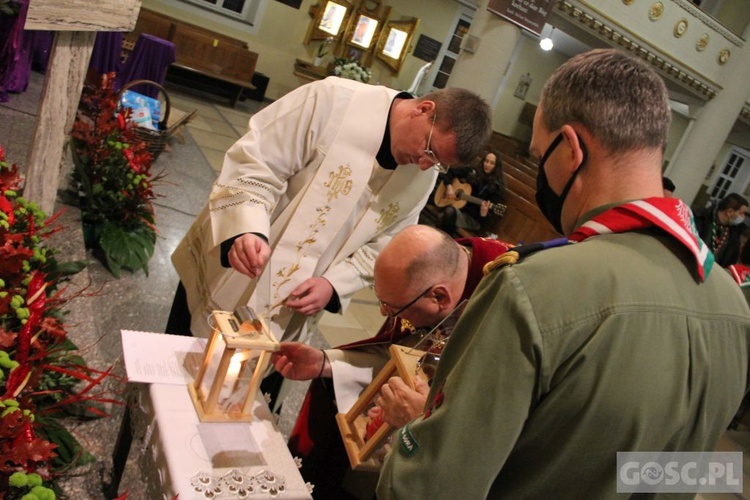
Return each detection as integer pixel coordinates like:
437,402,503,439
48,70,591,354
189,469,296,498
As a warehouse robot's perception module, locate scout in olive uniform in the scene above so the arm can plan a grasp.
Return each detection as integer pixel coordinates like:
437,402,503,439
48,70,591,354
378,49,750,499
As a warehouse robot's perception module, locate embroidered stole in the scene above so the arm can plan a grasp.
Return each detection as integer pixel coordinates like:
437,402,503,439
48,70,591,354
187,87,436,341
570,197,714,282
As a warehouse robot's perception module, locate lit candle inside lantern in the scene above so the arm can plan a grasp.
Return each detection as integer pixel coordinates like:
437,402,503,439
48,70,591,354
219,353,243,402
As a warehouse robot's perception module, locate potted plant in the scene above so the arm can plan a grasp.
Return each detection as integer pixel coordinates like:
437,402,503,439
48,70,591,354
69,73,163,278
314,36,334,67
0,145,118,497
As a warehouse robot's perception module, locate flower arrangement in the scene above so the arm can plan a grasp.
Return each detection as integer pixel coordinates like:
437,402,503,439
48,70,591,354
333,57,372,83
69,73,162,278
0,146,118,497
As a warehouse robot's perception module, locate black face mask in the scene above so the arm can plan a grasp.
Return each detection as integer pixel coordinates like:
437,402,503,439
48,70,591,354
535,132,587,234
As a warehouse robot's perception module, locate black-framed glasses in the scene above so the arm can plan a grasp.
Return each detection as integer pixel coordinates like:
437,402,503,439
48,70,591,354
379,285,434,318
424,111,449,173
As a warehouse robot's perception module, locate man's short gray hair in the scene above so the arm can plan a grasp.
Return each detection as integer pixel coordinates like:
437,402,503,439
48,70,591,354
540,48,671,155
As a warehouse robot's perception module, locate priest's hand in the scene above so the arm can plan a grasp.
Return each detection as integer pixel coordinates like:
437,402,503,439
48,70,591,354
272,342,330,380
377,375,430,428
228,233,271,278
284,277,334,316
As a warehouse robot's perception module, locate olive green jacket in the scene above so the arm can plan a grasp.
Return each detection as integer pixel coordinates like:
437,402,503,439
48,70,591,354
378,223,750,499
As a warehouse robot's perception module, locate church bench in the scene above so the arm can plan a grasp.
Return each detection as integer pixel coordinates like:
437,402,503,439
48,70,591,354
485,152,560,245
125,8,260,107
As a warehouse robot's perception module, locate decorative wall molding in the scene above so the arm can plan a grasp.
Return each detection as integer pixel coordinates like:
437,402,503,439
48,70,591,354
649,2,665,22
696,33,709,52
673,18,688,38
669,0,744,47
556,1,720,101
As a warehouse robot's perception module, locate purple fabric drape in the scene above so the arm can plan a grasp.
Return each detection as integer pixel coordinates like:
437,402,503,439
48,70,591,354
116,33,175,98
89,32,123,76
0,0,31,102
30,31,54,73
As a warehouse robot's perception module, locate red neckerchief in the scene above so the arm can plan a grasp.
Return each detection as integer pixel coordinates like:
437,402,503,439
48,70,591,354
728,264,750,286
569,197,714,282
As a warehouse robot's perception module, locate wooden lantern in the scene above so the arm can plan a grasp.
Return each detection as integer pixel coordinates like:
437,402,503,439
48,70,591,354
335,344,429,470
188,308,279,422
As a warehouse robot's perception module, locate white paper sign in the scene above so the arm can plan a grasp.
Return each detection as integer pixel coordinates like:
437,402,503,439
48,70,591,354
121,330,206,385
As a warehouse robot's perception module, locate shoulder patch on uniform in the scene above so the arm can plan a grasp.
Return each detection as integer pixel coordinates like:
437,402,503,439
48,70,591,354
398,423,420,457
482,250,520,275
483,237,571,276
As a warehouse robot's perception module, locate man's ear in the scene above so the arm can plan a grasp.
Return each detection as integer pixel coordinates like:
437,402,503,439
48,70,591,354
560,124,587,171
415,100,436,116
432,285,452,310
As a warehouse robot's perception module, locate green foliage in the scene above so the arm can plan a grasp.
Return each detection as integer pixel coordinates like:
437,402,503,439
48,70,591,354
69,73,161,278
34,417,95,470
98,222,156,278
0,146,117,494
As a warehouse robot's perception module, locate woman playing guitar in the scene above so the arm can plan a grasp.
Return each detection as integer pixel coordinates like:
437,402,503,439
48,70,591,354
431,151,506,236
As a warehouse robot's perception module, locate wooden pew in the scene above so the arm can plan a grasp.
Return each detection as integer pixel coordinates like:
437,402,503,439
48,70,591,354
505,155,538,179
486,152,561,244
125,8,259,107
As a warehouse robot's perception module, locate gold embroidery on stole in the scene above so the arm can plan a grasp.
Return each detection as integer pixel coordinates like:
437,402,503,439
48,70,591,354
323,165,353,202
376,202,400,233
270,165,354,306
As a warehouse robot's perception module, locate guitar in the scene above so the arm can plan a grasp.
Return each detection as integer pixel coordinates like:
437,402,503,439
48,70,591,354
434,179,507,217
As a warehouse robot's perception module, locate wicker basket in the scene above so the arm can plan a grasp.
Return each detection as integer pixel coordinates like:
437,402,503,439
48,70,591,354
118,79,172,160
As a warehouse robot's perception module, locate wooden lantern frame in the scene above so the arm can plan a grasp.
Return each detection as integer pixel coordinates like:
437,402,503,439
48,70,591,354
188,310,279,422
335,344,428,470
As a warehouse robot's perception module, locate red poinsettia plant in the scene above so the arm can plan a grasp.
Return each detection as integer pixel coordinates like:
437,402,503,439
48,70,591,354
0,146,120,498
69,72,162,278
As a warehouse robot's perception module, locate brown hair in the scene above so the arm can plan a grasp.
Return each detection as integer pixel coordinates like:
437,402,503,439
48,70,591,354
419,87,493,165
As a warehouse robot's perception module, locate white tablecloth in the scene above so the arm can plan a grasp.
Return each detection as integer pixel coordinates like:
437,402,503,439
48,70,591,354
139,383,312,499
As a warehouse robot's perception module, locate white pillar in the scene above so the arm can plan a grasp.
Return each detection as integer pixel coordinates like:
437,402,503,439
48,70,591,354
667,28,750,203
447,0,520,106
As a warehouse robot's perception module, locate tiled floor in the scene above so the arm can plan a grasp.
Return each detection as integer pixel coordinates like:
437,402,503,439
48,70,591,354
4,72,750,498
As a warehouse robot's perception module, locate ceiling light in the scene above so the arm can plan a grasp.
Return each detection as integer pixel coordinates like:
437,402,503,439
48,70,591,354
540,26,555,51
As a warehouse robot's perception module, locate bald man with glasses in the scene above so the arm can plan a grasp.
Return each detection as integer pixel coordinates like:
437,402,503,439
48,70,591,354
272,225,511,498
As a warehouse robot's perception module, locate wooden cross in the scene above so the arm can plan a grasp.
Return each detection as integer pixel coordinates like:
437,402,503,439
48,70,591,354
22,0,142,214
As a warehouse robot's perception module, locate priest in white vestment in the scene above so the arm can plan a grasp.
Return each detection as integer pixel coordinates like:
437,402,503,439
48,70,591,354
169,76,493,347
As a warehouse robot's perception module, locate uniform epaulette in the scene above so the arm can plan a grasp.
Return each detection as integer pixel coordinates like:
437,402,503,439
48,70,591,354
483,237,570,276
